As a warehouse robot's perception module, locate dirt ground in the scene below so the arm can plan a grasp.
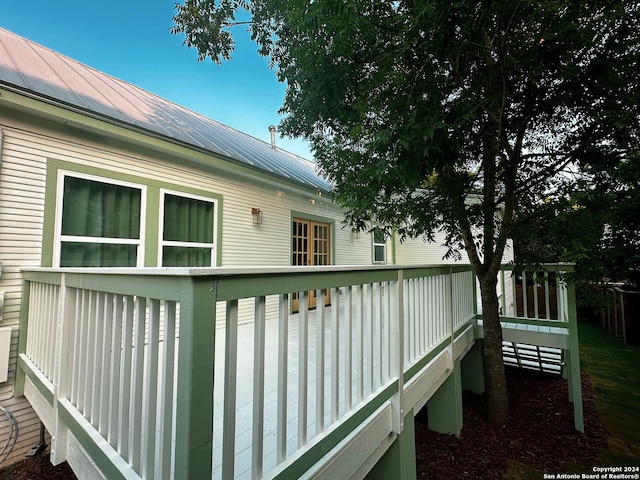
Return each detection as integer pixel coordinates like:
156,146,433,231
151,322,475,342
0,367,606,479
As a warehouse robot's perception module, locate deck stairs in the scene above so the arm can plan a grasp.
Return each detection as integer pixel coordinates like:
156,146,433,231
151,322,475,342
502,342,564,375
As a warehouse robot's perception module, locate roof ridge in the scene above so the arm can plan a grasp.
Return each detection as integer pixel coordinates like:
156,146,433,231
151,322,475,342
0,27,317,166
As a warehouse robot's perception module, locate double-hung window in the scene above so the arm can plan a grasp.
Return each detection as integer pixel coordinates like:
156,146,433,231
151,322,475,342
373,227,387,263
160,191,217,267
57,173,144,267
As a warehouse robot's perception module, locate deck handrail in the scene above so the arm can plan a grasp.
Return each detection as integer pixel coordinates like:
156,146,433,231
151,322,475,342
16,263,576,479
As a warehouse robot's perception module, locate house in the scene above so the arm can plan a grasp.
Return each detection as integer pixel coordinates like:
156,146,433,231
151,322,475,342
0,27,470,470
0,28,581,480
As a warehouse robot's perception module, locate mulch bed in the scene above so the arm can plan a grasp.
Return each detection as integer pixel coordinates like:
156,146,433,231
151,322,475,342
415,367,608,479
0,455,76,480
1,367,607,479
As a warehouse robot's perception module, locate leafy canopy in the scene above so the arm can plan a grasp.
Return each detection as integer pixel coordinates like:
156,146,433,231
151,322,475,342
174,0,639,280
174,0,639,426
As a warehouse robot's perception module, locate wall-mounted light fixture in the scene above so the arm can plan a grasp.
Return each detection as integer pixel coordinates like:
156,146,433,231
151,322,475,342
251,207,263,225
352,228,360,240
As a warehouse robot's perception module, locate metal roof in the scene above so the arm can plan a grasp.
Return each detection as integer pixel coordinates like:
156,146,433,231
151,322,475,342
0,28,331,192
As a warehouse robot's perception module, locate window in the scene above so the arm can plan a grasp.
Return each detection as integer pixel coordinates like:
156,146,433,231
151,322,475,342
57,173,143,267
373,227,386,263
160,191,216,267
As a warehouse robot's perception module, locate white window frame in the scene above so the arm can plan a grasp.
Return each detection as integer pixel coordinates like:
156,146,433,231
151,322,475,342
372,227,387,264
53,170,147,268
158,189,218,267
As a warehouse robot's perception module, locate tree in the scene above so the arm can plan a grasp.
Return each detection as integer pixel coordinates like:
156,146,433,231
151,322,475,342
514,153,640,294
173,0,640,425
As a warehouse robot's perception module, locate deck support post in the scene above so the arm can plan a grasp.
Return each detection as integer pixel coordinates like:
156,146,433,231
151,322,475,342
461,338,485,395
564,279,584,432
51,274,72,465
15,278,30,397
173,276,217,479
427,358,463,436
365,409,417,480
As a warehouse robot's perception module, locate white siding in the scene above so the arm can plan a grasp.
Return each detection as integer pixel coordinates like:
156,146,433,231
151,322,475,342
0,117,351,468
0,116,377,423
395,230,459,265
395,230,515,265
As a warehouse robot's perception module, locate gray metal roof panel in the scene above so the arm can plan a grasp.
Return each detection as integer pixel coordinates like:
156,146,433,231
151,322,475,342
0,28,331,192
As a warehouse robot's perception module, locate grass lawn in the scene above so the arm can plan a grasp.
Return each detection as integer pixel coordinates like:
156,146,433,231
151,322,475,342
577,319,640,466
505,319,640,479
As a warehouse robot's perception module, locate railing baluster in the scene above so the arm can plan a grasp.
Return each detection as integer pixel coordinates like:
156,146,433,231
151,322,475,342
69,289,81,406
298,291,308,448
315,289,325,434
159,301,176,480
355,285,364,402
367,283,374,396
222,299,238,480
108,294,122,447
142,299,160,480
99,293,114,437
130,296,146,472
544,272,551,320
521,273,528,318
252,295,266,479
330,288,340,423
533,272,539,319
76,290,89,413
344,286,352,412
376,283,383,388
44,284,54,378
277,293,289,464
119,295,134,459
83,291,97,421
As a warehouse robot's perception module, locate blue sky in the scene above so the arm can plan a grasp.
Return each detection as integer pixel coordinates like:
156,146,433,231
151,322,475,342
0,0,313,158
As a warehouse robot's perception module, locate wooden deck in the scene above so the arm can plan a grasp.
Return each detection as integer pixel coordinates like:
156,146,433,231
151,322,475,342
15,264,584,479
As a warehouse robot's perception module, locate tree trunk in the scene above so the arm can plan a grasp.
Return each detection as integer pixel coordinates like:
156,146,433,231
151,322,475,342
479,273,509,425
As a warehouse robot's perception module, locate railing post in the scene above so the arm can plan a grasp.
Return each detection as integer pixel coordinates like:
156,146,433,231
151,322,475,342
391,269,404,434
563,270,584,432
15,279,31,397
173,275,217,479
51,273,73,465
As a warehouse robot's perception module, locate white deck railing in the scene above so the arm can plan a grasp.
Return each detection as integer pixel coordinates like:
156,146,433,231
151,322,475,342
16,264,576,479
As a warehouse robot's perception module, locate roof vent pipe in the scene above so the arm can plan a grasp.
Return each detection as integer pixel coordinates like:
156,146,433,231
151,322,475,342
269,125,276,150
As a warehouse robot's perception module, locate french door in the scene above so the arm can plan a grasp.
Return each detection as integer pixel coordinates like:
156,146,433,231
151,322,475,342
292,218,331,311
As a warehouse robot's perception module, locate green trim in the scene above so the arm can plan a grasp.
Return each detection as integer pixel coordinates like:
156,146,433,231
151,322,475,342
173,277,217,479
14,280,31,396
366,409,416,480
401,265,469,280
63,273,183,300
272,382,398,480
565,281,584,432
488,315,570,328
43,159,224,268
403,339,449,383
215,269,399,301
21,270,63,285
453,316,478,338
427,358,463,436
17,355,54,405
57,401,131,480
145,186,161,266
391,229,397,265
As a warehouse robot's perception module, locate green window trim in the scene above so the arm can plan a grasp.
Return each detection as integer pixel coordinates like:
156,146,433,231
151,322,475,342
44,159,223,268
372,227,387,264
